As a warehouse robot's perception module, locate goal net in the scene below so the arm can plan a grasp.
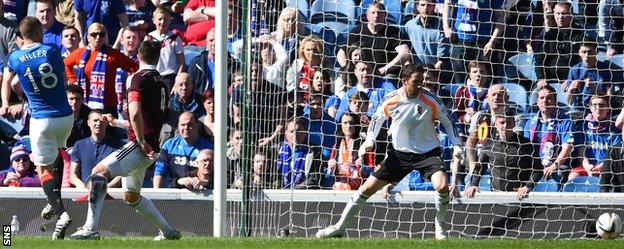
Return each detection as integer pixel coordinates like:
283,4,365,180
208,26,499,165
224,0,624,239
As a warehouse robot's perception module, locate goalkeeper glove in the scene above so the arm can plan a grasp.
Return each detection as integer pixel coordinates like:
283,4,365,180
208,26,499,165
358,140,374,158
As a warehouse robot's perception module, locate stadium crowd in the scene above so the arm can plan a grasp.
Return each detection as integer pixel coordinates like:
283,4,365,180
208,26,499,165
1,0,624,194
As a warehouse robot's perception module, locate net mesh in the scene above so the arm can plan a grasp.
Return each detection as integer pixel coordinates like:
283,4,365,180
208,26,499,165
225,0,624,238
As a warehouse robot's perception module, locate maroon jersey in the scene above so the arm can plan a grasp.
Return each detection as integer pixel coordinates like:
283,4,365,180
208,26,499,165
127,67,168,151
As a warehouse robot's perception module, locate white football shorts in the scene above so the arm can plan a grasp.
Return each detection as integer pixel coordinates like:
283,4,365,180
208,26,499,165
99,141,156,193
29,114,73,166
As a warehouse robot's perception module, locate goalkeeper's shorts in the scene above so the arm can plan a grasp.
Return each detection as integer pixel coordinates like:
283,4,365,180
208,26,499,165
372,146,444,183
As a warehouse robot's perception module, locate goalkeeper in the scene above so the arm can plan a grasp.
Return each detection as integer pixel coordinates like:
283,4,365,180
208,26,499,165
316,65,460,240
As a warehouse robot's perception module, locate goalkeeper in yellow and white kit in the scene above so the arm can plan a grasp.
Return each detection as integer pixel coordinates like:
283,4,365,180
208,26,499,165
316,64,460,240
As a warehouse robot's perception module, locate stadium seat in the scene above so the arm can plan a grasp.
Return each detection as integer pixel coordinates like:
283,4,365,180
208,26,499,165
406,170,435,191
478,174,492,192
596,51,607,62
404,0,415,16
310,0,356,34
533,179,560,192
508,53,537,82
501,83,528,112
393,174,411,191
310,0,355,24
403,0,415,24
571,0,580,14
312,21,351,35
550,83,568,105
357,0,402,25
562,176,601,192
607,54,624,69
384,0,403,25
408,170,423,184
284,0,310,20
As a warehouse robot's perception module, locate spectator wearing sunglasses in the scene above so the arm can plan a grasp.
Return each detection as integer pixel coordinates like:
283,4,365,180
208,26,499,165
64,22,138,117
0,145,40,187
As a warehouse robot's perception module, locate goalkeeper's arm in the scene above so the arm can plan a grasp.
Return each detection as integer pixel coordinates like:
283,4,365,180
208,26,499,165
437,102,461,147
359,104,388,157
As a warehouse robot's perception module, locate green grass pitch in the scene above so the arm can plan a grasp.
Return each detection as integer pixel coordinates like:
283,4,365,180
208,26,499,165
7,237,623,249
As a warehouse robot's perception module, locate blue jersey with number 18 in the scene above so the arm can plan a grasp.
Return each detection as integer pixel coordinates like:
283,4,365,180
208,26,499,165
7,43,72,119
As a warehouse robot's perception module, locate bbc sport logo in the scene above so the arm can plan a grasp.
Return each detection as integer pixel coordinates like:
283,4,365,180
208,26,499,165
2,225,10,246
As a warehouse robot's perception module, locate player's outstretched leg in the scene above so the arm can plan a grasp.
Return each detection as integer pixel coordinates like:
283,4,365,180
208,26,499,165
125,193,180,241
41,157,65,221
316,176,388,238
69,173,107,240
431,171,450,240
316,191,368,238
39,156,71,240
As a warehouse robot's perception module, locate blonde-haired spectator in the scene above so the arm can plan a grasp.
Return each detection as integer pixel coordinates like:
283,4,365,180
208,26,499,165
64,22,138,115
285,35,327,92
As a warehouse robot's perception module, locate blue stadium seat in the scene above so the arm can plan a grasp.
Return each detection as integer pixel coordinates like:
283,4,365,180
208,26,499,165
312,21,351,35
408,170,423,184
596,51,608,62
571,0,580,14
508,53,537,82
310,0,356,34
393,172,413,191
310,0,355,24
357,0,402,25
607,54,624,69
406,170,435,191
390,171,436,191
533,179,560,192
501,83,528,112
284,0,310,20
404,0,415,16
478,174,491,192
384,0,403,25
562,176,601,192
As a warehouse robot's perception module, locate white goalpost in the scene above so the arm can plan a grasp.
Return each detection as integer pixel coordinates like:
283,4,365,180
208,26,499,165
215,0,624,240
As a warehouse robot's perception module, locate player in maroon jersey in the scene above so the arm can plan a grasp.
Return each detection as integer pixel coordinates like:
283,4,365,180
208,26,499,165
69,40,180,240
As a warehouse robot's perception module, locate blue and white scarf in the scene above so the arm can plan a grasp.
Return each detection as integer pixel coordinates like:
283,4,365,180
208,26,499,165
77,46,108,109
115,52,137,116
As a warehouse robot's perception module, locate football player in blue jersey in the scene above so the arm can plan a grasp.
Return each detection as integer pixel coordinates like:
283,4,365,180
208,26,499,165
0,17,73,240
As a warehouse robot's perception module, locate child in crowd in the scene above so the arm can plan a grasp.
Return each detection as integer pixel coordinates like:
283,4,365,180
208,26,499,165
570,95,622,181
146,6,185,91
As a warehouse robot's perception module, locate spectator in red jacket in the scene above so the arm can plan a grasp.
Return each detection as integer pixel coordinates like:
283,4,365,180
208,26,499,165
64,22,138,116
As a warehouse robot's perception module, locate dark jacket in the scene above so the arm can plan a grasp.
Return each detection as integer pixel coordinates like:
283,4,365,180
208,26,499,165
67,104,92,148
473,133,543,191
188,51,213,95
188,51,236,95
601,146,624,192
535,25,585,82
